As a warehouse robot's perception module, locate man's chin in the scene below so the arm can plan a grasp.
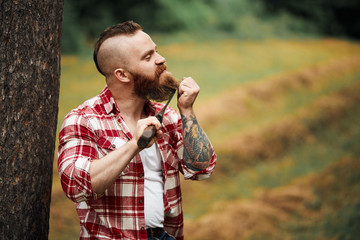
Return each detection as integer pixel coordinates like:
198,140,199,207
134,69,179,102
146,87,176,102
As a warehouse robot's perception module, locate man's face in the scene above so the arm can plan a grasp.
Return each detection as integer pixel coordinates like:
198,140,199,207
125,31,179,101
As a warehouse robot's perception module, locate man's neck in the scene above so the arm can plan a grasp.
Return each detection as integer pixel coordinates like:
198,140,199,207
108,84,148,133
116,96,147,120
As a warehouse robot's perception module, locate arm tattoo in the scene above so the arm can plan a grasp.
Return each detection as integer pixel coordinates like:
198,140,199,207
181,113,213,171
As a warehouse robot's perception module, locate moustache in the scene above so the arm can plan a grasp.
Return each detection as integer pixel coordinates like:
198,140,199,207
155,64,168,80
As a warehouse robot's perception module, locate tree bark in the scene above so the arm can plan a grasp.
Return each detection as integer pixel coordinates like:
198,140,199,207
0,1,64,239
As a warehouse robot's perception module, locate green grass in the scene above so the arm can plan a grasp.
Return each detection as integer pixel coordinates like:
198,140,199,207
205,71,360,143
160,38,360,99
182,85,360,219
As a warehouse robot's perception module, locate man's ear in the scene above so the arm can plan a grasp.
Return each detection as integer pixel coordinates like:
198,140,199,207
114,68,131,83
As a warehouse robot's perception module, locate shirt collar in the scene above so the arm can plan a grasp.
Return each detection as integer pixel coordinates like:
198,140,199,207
144,99,157,117
100,86,118,115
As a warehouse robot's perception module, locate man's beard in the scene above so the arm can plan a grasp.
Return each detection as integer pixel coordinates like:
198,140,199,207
133,64,180,102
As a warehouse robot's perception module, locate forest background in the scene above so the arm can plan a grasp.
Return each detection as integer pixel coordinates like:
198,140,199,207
51,0,360,239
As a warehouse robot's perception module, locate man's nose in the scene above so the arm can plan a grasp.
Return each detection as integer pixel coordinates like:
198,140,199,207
155,53,166,65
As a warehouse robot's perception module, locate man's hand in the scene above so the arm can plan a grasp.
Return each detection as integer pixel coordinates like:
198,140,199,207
132,116,163,149
177,77,200,116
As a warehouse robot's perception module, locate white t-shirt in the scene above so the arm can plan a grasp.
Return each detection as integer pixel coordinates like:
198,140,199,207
139,144,164,228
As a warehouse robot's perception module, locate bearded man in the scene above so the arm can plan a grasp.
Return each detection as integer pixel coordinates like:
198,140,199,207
57,21,216,240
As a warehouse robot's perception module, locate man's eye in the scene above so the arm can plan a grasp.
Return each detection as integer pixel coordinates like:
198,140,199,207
145,55,151,60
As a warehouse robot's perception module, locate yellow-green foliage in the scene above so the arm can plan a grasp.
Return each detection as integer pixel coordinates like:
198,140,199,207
51,38,360,240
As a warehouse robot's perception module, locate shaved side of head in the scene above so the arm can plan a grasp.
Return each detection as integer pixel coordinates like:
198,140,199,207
93,21,142,76
96,36,130,77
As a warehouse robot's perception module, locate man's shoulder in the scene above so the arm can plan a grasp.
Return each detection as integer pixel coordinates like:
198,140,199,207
64,93,107,124
65,86,111,118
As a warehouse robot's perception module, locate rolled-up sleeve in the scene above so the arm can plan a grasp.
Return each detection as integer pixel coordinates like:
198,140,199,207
181,145,217,181
58,112,98,202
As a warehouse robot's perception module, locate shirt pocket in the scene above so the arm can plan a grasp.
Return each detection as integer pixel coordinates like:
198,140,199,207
97,136,130,175
97,136,116,153
98,136,127,150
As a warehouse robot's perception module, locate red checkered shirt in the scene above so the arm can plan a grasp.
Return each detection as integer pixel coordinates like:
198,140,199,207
58,86,217,240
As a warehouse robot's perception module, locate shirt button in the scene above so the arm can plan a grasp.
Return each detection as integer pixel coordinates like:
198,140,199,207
139,173,143,178
111,144,116,148
141,227,145,231
139,199,143,204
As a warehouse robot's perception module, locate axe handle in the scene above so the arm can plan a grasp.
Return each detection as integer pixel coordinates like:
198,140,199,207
137,125,156,149
137,89,176,149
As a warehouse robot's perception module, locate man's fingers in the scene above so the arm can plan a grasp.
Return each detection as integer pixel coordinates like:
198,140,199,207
135,116,163,148
138,116,161,130
178,77,200,112
180,77,200,90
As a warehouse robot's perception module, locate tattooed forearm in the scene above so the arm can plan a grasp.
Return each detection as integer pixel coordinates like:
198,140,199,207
181,113,213,171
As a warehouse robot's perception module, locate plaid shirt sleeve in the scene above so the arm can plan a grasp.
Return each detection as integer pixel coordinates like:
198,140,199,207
58,110,98,203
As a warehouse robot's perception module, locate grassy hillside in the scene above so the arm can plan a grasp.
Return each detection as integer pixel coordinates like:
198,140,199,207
50,38,360,239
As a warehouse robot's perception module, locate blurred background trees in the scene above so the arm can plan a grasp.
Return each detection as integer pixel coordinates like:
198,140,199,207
61,0,360,54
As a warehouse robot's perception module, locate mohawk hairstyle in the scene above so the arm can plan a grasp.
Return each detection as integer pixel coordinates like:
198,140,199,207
93,21,142,75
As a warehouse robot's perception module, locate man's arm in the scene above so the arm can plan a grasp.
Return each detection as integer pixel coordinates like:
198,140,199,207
177,77,215,171
58,114,162,201
90,116,162,194
181,111,213,170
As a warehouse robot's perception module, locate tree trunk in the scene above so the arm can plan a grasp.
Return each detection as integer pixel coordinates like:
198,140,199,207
0,1,64,239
